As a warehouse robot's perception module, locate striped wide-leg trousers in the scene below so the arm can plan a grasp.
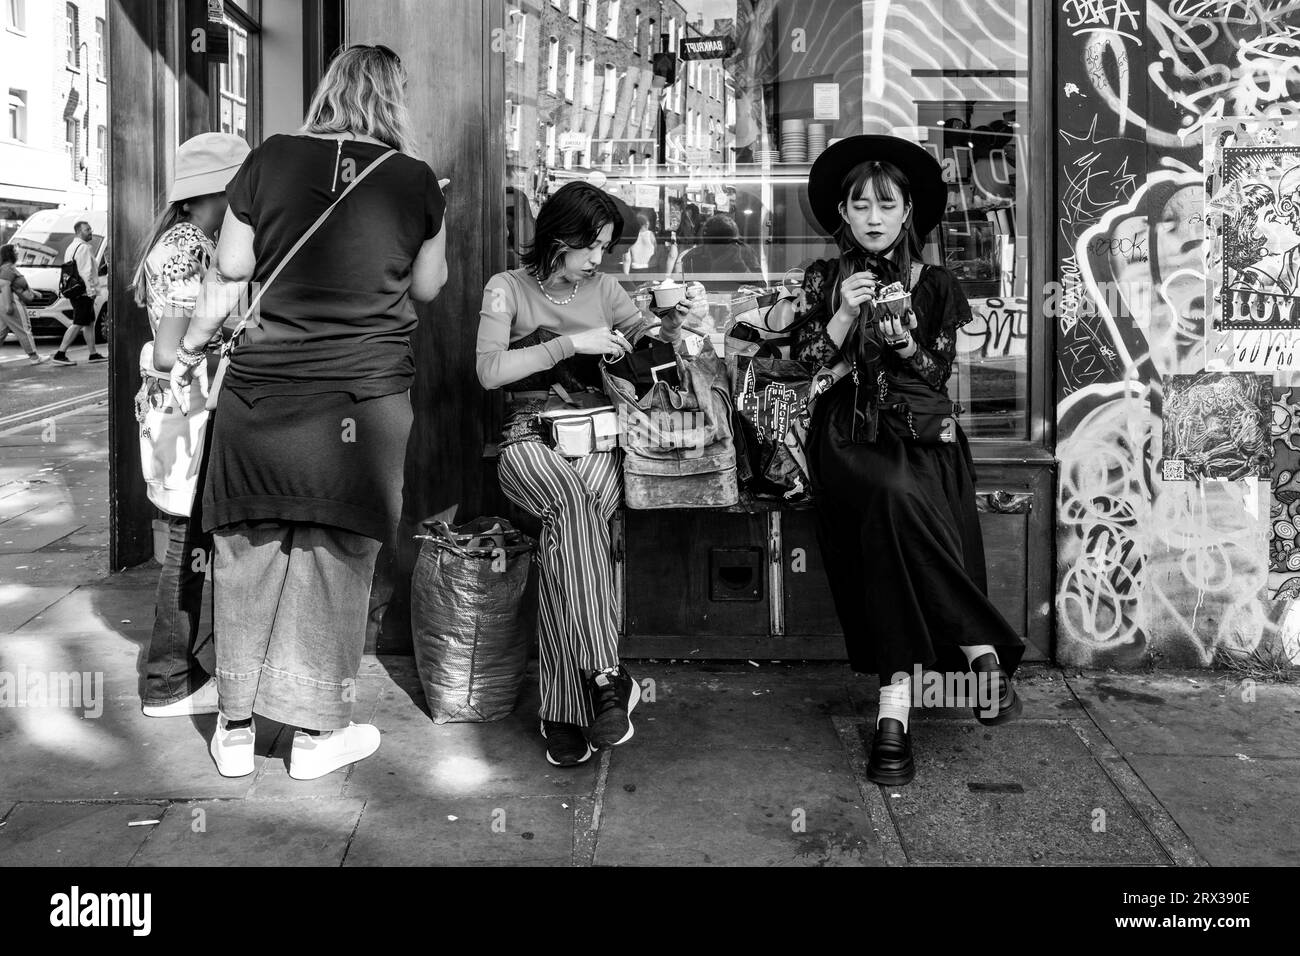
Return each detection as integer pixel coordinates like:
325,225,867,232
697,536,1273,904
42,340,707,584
498,440,622,726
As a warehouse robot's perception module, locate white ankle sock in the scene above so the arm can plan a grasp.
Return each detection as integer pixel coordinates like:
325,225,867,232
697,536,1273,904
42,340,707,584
961,644,998,667
877,677,912,731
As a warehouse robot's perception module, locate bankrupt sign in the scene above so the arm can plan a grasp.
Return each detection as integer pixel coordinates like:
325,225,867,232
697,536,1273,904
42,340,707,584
680,35,735,60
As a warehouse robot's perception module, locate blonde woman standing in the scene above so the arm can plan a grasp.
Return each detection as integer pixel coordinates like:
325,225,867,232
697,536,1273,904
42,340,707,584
170,45,448,780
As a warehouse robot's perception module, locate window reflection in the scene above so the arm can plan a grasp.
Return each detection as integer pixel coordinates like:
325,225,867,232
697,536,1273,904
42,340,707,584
504,0,1031,437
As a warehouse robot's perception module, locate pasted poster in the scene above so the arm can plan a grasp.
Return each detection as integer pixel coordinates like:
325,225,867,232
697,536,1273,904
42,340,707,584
1160,371,1271,482
1269,386,1300,599
1218,146,1300,329
1204,115,1300,369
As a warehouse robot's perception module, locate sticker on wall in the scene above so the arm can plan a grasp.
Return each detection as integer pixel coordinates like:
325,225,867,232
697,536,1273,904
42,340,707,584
1160,371,1272,482
1269,387,1300,598
1215,146,1300,329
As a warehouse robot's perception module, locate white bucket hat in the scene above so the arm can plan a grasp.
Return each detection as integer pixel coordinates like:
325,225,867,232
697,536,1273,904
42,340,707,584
168,132,251,203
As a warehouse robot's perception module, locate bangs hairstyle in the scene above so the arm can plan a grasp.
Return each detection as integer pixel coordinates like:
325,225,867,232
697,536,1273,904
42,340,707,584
302,45,415,155
521,182,626,279
831,159,926,313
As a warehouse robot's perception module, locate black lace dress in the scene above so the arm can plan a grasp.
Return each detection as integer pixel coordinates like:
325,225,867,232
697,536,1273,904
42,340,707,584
793,258,1024,682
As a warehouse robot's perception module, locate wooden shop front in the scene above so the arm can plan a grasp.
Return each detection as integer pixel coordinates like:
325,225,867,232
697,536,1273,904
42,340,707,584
108,0,1054,662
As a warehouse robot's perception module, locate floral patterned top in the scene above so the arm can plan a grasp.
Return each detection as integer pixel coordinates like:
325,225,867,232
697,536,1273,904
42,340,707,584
791,257,973,440
140,221,216,337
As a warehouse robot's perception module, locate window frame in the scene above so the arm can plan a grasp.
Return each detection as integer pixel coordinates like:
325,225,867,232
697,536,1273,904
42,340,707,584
207,3,261,146
94,16,105,79
5,0,26,34
65,2,80,70
6,88,26,141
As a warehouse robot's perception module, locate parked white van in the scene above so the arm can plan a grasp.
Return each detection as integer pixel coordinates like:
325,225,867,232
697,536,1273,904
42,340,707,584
7,209,110,341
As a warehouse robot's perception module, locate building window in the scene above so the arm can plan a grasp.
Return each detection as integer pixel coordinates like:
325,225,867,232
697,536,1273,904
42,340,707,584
5,0,26,32
65,3,79,68
581,56,595,110
563,47,575,101
65,117,78,177
508,102,521,153
632,8,640,50
545,123,556,166
606,0,620,39
96,125,106,182
602,64,617,115
585,0,598,30
567,0,578,20
7,89,26,141
217,23,249,139
645,17,654,58
94,17,105,77
513,11,526,65
546,36,559,93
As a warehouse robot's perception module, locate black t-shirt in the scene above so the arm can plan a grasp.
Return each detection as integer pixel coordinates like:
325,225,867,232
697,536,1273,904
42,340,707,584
224,133,445,400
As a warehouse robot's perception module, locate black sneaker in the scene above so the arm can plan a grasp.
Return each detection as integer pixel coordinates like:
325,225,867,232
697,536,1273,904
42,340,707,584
87,352,107,363
540,719,592,767
52,352,76,366
587,664,640,749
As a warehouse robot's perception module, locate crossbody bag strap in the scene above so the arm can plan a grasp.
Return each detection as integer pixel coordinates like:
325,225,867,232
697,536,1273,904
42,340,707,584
224,147,398,349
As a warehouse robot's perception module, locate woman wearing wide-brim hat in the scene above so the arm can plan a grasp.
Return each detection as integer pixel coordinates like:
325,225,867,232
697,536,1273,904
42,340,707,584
791,134,1026,786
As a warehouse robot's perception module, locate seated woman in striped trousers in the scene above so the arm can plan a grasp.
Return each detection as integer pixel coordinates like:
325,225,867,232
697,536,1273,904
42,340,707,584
476,182,703,767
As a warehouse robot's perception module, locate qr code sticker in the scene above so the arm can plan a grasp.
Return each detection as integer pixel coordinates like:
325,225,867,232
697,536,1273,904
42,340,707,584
1161,459,1187,482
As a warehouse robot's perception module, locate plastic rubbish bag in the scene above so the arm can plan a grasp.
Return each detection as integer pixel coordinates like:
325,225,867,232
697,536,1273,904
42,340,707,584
410,516,535,723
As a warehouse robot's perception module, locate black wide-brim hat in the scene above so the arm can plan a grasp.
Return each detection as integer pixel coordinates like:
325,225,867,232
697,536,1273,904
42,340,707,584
806,134,947,238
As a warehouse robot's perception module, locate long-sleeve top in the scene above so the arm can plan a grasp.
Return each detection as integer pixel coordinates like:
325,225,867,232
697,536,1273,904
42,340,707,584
791,257,972,440
65,236,98,297
476,268,658,391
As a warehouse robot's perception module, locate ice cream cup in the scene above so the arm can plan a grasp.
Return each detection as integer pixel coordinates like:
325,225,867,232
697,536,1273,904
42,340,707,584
652,281,687,310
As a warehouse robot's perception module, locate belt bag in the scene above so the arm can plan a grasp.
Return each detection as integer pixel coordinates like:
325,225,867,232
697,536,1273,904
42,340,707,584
878,371,962,444
536,384,619,458
207,147,398,411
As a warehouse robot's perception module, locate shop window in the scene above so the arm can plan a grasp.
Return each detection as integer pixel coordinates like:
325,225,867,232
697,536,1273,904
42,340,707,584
210,7,259,145
502,0,1034,440
95,17,105,77
6,0,26,33
7,89,25,141
65,2,79,68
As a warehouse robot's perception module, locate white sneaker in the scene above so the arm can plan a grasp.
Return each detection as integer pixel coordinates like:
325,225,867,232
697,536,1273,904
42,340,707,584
29,354,50,365
142,679,220,718
209,713,257,777
288,722,381,780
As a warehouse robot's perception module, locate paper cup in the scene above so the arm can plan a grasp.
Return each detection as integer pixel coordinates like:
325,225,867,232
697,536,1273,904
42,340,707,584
652,284,687,309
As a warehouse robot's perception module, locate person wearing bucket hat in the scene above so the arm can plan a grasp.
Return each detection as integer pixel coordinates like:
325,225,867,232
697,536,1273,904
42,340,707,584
129,131,250,721
790,134,1025,786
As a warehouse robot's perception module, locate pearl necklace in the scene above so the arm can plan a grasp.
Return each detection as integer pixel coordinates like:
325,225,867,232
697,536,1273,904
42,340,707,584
538,273,583,305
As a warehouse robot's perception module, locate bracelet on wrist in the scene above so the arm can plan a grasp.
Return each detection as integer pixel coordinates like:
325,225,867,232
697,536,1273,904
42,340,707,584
174,341,207,368
886,336,912,351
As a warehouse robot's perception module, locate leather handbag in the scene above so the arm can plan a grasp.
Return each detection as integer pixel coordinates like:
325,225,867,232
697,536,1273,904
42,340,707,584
206,147,398,410
604,331,681,398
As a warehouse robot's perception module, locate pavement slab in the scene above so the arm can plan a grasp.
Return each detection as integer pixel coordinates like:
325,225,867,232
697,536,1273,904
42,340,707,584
839,719,1171,866
343,796,577,866
130,799,366,867
0,801,168,866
